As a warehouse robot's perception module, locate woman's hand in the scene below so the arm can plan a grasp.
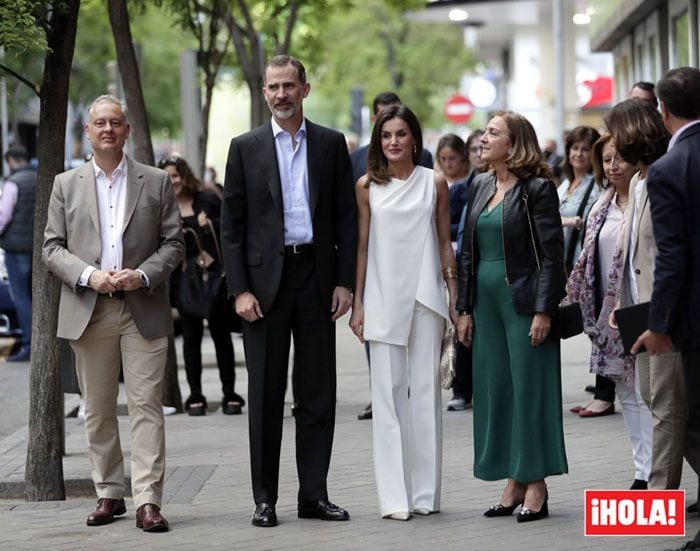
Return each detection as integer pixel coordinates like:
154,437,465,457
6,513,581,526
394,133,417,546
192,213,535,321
197,210,209,228
349,304,365,343
449,305,459,328
529,312,551,346
457,314,473,347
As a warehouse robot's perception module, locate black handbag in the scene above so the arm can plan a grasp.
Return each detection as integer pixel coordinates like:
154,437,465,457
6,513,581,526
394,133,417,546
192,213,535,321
176,221,227,318
552,302,584,339
522,183,583,339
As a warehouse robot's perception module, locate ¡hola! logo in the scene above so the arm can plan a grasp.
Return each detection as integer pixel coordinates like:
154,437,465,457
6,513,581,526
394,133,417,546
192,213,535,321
585,490,685,536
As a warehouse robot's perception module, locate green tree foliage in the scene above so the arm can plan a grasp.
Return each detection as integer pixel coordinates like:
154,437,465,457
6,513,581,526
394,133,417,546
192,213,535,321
129,2,194,138
311,0,475,129
0,0,48,55
1,1,185,140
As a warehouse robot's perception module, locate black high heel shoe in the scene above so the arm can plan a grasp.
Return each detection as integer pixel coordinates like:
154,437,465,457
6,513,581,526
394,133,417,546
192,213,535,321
483,501,523,517
516,495,549,523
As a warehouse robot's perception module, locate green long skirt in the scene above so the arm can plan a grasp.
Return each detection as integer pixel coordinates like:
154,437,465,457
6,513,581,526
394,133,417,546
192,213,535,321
472,202,568,482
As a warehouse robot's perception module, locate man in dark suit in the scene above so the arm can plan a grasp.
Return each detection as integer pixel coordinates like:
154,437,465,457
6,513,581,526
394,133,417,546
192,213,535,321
631,66,700,550
220,55,357,528
350,91,433,421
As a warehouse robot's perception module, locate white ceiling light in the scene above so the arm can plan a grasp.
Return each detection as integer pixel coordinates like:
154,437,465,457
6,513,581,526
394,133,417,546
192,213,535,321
573,13,591,25
449,8,469,22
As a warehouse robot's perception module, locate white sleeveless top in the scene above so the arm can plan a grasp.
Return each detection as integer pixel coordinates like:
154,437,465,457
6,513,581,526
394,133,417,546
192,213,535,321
363,165,450,345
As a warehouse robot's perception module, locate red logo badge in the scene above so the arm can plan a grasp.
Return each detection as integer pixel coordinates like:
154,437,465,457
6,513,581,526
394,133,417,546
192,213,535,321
585,490,685,536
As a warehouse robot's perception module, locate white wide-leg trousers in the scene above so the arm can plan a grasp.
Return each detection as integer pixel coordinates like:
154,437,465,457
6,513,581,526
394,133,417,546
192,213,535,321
616,361,653,482
369,302,444,517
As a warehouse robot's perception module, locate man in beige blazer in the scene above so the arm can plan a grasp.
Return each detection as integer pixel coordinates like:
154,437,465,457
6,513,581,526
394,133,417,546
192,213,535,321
43,95,183,532
619,152,687,490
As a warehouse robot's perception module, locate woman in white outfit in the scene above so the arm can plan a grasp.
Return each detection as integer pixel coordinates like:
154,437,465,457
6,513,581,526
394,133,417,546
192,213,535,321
349,105,458,521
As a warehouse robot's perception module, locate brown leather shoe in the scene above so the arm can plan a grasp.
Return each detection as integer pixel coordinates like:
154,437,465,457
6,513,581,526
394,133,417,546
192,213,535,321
86,498,126,526
136,503,169,532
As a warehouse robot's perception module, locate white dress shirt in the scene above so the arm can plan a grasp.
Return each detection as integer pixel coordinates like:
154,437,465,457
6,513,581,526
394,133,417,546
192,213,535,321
271,118,313,245
79,156,130,286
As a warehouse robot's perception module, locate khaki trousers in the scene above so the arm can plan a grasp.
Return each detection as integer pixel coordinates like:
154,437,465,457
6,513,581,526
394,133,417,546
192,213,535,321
637,350,687,489
70,297,168,507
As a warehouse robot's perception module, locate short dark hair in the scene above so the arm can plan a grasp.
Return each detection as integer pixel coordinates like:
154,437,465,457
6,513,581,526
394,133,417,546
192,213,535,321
158,155,201,196
264,55,307,85
372,91,401,116
630,81,658,107
562,126,600,181
657,66,700,120
4,144,29,162
367,105,422,186
604,99,669,166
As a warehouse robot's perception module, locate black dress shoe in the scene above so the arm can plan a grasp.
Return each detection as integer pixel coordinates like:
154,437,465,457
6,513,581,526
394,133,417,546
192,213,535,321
630,479,648,490
252,503,277,527
483,501,522,517
516,498,549,523
298,499,350,521
357,403,372,420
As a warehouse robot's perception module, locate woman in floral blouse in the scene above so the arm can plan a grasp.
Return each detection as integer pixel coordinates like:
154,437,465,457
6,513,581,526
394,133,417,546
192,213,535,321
566,133,652,489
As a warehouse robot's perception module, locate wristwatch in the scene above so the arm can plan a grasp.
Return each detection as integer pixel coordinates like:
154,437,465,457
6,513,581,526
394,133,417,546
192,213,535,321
139,271,148,288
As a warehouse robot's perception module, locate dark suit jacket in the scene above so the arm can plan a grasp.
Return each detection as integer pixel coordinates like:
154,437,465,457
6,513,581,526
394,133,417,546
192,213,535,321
220,119,357,314
646,122,700,348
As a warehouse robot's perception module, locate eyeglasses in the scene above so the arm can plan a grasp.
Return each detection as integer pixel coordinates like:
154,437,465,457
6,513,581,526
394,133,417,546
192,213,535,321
468,146,482,153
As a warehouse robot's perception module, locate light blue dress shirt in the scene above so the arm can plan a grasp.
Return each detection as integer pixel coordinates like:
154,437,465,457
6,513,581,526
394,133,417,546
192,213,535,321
271,118,313,245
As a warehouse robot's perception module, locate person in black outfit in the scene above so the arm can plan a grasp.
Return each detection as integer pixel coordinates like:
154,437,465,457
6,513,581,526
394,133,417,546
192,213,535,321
159,156,244,416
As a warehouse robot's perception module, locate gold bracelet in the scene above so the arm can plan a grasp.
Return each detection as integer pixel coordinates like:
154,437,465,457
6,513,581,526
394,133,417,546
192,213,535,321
442,266,458,279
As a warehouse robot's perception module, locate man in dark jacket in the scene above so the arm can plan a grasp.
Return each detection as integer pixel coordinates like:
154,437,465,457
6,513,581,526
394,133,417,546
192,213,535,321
221,55,356,528
1,145,36,361
630,67,700,551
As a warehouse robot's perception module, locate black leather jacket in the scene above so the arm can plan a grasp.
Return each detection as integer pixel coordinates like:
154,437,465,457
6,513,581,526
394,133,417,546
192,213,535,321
456,172,566,315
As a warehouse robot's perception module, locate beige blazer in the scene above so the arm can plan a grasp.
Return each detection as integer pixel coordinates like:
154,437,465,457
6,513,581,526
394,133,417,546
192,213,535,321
620,172,656,307
43,157,183,340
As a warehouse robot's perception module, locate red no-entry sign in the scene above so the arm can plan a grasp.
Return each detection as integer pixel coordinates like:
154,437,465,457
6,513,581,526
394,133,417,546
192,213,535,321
445,94,475,124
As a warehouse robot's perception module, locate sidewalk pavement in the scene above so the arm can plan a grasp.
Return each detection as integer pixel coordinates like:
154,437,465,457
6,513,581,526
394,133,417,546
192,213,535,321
0,321,697,551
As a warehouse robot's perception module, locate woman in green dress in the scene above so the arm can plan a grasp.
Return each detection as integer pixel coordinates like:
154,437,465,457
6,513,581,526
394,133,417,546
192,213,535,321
456,111,568,523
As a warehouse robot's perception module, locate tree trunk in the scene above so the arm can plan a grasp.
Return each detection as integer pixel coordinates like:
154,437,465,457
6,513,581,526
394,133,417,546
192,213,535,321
249,72,266,129
107,0,154,166
199,71,216,178
25,0,81,501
